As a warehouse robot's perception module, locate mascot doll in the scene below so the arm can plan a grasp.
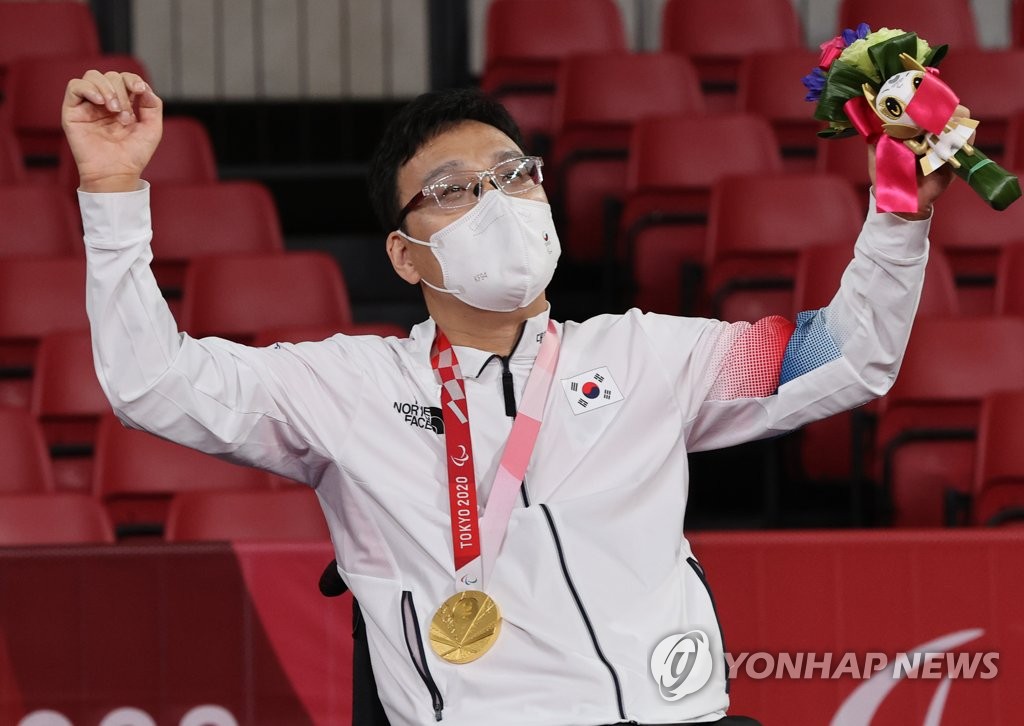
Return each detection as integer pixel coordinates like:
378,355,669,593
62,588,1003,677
804,24,1021,213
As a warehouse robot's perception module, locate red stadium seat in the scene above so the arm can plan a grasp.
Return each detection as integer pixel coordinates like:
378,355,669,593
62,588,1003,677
737,49,822,170
0,407,56,494
0,257,89,408
92,413,273,536
1016,0,1024,47
837,0,979,49
704,173,863,322
794,243,959,318
622,113,783,313
0,493,114,545
165,488,330,542
30,331,109,494
1,54,148,178
661,0,803,111
995,241,1024,315
0,1,100,93
875,316,1024,527
0,128,26,183
972,390,1024,526
481,0,625,146
551,52,704,264
928,177,1024,313
792,243,958,489
180,252,353,343
1007,112,1024,169
816,138,872,199
0,185,81,259
936,50,1024,154
58,115,217,193
149,181,284,296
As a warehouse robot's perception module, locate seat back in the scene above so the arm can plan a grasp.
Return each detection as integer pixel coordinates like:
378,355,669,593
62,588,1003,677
662,0,802,109
794,243,959,317
1016,0,1024,47
837,0,978,49
0,407,56,494
928,177,1024,313
149,181,283,260
624,114,783,313
877,316,1024,526
995,242,1024,315
180,252,353,343
30,331,109,493
816,138,872,198
705,173,862,321
0,128,26,183
59,116,217,192
149,180,284,297
973,390,1024,525
0,184,81,258
92,413,272,533
2,54,148,160
936,50,1024,152
0,1,100,89
1007,112,1024,169
0,257,89,408
484,0,625,69
165,488,330,542
0,493,114,545
481,0,625,143
552,52,704,263
737,49,822,169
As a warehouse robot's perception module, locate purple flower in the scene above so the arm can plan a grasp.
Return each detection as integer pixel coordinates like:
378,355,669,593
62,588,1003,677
841,23,871,47
802,67,827,102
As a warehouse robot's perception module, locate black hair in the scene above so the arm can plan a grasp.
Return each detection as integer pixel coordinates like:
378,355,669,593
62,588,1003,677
367,87,525,232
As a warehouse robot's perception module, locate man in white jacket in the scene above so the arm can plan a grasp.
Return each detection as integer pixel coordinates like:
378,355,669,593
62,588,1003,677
62,70,958,726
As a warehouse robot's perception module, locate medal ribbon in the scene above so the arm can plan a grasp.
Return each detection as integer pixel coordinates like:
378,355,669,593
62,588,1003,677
431,320,560,591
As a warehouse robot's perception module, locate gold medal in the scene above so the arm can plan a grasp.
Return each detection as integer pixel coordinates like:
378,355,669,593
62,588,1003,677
429,590,502,664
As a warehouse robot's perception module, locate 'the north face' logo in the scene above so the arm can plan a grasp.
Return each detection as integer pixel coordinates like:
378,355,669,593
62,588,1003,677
393,401,444,434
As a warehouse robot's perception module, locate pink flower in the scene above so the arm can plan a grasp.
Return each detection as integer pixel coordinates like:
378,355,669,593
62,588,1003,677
819,36,845,70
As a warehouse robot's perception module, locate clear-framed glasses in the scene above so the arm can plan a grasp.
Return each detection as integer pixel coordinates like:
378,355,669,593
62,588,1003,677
396,155,544,227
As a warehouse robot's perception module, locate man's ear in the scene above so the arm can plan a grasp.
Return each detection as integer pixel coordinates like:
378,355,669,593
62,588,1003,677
386,231,422,285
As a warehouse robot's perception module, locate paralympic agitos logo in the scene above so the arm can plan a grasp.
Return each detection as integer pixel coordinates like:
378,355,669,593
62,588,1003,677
393,401,445,434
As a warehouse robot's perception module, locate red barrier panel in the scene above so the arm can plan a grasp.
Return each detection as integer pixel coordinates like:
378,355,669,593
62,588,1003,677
691,529,1024,726
0,531,1020,725
0,542,351,726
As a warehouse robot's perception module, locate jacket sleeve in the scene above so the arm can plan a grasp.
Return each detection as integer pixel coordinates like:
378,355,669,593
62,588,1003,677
80,183,363,484
642,193,930,452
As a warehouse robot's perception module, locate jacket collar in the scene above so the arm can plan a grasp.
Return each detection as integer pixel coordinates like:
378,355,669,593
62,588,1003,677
407,305,552,379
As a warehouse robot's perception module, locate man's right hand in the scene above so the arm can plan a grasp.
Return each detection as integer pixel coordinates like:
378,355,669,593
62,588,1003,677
61,70,163,193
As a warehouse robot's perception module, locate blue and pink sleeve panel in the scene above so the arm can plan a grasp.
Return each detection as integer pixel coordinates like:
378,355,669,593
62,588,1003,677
705,310,843,402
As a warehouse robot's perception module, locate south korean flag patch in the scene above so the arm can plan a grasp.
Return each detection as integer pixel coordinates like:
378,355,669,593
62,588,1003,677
561,367,623,415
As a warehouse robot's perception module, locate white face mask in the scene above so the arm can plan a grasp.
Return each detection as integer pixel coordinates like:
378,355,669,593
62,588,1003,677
397,191,561,313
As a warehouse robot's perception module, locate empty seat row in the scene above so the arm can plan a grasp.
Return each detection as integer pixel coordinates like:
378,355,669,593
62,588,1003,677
483,0,995,138
0,488,329,546
0,114,217,191
0,249,403,408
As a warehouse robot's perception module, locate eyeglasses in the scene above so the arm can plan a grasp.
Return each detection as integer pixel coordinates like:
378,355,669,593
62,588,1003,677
396,155,544,227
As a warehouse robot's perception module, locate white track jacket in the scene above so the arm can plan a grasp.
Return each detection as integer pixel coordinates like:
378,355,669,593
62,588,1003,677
80,185,929,725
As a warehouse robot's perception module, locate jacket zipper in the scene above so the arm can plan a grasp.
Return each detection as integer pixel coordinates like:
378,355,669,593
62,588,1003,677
401,591,444,721
686,557,730,694
540,504,629,722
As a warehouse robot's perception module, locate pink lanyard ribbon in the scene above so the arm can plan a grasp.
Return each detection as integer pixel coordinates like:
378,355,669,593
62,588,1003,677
431,320,560,590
